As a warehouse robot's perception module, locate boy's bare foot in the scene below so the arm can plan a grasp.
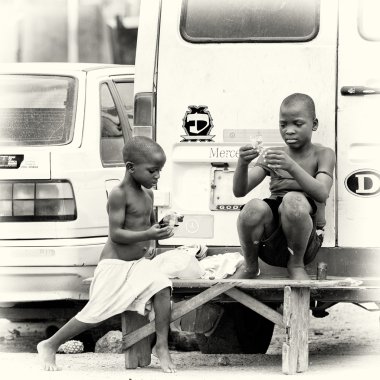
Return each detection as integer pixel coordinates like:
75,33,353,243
230,264,260,279
37,340,61,371
287,266,310,280
155,344,176,373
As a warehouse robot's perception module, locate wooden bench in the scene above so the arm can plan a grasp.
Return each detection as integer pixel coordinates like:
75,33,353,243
118,277,370,375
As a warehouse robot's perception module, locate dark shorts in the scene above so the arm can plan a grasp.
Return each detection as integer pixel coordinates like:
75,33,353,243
258,197,324,268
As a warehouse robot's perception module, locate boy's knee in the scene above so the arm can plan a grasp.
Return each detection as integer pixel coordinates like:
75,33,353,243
280,192,311,220
238,199,270,227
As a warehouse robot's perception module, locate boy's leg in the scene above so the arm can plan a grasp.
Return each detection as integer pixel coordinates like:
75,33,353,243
152,287,176,373
37,317,99,371
234,199,276,278
279,192,313,280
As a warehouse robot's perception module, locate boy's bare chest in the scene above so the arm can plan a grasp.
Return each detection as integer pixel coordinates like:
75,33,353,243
125,190,153,219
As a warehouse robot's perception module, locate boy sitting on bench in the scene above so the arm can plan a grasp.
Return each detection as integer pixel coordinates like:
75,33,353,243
233,93,335,280
38,137,176,373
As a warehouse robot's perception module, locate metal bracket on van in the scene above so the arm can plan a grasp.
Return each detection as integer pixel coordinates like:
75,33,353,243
209,164,243,211
352,302,380,312
211,162,229,170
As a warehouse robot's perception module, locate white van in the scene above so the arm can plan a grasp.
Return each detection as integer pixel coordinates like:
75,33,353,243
0,63,134,306
132,0,380,352
134,0,380,277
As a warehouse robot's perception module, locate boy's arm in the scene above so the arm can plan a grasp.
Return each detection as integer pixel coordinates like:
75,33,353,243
290,148,335,202
147,189,156,225
233,145,267,197
265,147,335,202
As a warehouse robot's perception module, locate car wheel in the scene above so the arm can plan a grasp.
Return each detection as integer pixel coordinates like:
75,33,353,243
196,303,276,354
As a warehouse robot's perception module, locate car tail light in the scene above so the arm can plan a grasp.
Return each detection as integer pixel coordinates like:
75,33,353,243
133,92,154,139
0,180,76,221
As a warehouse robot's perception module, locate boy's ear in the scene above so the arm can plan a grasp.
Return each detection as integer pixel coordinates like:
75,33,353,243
312,118,319,131
126,161,135,173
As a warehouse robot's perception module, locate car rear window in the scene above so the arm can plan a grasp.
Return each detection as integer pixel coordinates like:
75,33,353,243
180,0,320,42
0,75,77,146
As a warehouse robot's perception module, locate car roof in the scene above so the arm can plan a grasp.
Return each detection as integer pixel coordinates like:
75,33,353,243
0,62,134,75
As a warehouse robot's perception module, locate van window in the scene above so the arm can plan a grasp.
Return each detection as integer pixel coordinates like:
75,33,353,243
100,83,124,166
115,81,134,132
180,0,319,42
0,75,76,146
358,0,380,41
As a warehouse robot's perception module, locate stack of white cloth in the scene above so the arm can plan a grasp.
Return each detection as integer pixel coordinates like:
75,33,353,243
152,245,243,280
199,252,244,280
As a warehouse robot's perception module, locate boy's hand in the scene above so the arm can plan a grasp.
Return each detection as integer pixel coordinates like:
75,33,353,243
263,149,295,172
238,144,260,165
148,224,174,240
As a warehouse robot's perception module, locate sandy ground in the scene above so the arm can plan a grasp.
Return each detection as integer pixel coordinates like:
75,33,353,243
0,303,379,379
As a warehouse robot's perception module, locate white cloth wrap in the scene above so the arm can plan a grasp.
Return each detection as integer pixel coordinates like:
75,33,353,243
75,258,171,324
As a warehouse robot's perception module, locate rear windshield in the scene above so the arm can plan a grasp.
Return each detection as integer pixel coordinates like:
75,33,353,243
0,75,77,146
181,0,320,42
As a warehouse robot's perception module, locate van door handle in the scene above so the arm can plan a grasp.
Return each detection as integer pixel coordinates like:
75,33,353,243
341,86,380,96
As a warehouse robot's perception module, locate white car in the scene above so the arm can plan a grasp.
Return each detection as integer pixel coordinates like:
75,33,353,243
0,63,134,306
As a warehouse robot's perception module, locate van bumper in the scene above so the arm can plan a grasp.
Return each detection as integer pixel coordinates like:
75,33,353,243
0,237,105,304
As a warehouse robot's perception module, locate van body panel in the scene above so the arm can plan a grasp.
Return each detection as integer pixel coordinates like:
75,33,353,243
133,0,160,95
151,0,337,247
0,237,104,266
337,0,380,247
0,266,93,302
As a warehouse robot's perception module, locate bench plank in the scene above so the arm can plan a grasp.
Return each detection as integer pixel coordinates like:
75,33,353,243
225,288,285,327
172,278,363,289
122,281,237,350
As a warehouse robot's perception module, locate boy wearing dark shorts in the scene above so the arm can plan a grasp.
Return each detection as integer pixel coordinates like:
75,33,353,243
233,93,335,280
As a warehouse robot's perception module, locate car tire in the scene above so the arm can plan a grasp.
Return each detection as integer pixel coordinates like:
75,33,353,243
196,303,276,354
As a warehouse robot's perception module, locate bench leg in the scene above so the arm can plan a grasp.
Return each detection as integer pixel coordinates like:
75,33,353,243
121,311,153,369
282,286,310,375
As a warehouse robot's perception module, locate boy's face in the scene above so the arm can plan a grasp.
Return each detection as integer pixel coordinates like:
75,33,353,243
279,101,317,149
130,150,166,189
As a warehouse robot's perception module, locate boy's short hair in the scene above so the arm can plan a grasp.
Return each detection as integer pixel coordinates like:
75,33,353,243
122,136,165,164
281,93,316,119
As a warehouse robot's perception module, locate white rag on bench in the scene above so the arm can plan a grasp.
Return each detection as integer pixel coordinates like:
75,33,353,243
152,247,244,280
75,258,171,324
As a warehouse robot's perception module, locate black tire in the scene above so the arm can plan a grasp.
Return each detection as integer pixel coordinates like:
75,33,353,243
196,303,242,354
196,303,276,354
232,303,276,353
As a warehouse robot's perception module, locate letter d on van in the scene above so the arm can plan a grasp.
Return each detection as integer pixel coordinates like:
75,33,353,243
345,169,380,197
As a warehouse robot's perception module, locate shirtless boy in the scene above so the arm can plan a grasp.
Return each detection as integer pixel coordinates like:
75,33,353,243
37,136,176,372
233,93,335,280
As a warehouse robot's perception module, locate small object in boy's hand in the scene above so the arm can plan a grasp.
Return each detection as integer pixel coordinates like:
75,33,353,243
249,133,264,153
159,212,184,228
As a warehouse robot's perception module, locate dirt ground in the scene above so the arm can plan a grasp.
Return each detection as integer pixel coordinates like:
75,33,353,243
0,302,379,379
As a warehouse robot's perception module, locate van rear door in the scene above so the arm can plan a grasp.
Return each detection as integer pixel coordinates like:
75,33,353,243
337,0,380,247
155,0,338,248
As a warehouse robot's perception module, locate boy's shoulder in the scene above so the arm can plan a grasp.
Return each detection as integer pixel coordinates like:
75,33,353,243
108,182,131,205
313,143,335,158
